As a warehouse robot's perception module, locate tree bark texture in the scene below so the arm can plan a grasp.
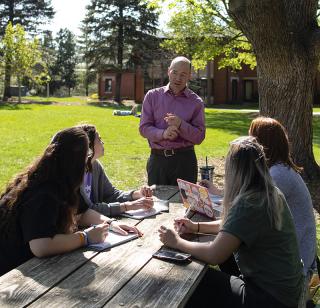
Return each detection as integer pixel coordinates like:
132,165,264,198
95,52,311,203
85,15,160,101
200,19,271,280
229,0,320,180
115,4,124,103
2,1,14,101
3,63,11,101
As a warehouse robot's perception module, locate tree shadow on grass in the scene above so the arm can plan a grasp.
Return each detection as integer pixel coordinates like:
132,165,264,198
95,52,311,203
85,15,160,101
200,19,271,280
205,111,257,136
87,101,132,111
0,103,33,110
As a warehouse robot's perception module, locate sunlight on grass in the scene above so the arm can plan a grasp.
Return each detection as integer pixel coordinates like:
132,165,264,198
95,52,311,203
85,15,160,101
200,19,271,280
0,104,319,191
21,96,89,104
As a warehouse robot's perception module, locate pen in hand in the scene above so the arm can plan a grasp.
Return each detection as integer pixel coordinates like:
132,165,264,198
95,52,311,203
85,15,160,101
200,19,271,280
177,205,193,234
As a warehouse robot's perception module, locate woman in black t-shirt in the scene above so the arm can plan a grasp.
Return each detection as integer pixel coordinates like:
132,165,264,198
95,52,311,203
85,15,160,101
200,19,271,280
0,127,140,276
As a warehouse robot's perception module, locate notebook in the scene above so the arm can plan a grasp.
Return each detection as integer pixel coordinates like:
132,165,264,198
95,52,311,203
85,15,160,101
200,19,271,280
121,199,169,220
177,179,223,219
88,230,139,251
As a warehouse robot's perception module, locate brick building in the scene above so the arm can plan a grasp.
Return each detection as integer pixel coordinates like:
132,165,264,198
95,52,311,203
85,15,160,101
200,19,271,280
98,66,145,103
99,59,319,104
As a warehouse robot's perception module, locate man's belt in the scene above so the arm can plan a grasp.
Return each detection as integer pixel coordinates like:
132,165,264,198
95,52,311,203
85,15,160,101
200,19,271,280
151,146,194,157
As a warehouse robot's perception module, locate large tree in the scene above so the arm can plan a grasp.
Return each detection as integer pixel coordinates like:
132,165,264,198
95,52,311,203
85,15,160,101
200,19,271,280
227,0,320,180
52,29,78,96
0,0,54,100
2,23,48,103
151,0,320,181
83,0,159,102
78,23,96,97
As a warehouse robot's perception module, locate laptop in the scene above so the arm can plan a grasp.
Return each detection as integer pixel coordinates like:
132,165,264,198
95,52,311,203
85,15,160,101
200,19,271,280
177,179,223,219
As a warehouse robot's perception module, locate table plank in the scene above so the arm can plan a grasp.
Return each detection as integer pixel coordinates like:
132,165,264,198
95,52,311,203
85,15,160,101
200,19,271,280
28,203,186,308
153,185,179,201
106,257,207,308
107,205,216,307
0,217,136,308
0,250,96,308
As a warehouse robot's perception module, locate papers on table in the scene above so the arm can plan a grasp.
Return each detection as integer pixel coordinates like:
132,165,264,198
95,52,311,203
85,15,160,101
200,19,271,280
88,230,139,251
121,199,169,220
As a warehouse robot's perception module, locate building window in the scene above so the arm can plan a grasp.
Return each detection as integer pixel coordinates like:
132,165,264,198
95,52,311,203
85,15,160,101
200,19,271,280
105,79,112,93
244,80,253,101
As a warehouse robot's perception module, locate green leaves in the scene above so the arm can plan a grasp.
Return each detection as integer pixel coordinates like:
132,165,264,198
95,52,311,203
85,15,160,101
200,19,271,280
150,0,256,70
1,23,49,92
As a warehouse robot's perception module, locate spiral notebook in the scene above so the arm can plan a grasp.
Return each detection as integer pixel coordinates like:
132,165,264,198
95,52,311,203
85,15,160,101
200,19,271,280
177,179,223,219
121,199,169,220
88,231,139,251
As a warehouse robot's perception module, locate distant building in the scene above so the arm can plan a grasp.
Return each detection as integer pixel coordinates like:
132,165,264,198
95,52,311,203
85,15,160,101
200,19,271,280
98,59,319,104
98,66,144,103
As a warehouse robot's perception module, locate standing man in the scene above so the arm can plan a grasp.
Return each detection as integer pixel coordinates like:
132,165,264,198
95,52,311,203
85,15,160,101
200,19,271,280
139,56,205,185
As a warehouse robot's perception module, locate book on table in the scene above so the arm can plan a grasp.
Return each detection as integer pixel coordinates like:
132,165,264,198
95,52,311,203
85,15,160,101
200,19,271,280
88,230,139,251
121,199,169,220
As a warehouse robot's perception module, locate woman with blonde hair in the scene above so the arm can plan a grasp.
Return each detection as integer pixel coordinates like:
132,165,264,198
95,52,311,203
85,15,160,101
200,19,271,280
159,136,303,308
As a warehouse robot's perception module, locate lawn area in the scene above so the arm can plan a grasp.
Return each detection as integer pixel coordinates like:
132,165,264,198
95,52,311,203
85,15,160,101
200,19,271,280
1,102,320,302
20,96,89,104
0,103,319,190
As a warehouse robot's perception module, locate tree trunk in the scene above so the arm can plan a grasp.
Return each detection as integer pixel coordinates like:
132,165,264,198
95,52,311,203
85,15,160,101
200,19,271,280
115,72,122,104
115,4,124,104
2,1,14,102
229,0,320,180
3,63,11,101
18,76,21,104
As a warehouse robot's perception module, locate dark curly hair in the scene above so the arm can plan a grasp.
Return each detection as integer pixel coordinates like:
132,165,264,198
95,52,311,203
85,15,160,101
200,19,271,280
0,127,89,235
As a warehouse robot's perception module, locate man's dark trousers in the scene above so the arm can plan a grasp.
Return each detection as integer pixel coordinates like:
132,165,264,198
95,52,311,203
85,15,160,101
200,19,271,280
147,148,197,185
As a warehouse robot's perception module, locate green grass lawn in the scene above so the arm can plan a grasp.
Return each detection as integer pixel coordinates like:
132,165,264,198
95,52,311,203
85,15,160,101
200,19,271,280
0,103,319,190
1,102,320,302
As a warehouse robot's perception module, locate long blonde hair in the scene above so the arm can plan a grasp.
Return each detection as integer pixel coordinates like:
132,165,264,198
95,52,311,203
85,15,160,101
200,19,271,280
223,136,284,230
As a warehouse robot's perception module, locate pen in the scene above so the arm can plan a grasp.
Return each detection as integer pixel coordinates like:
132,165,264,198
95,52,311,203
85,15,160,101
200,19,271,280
177,204,193,234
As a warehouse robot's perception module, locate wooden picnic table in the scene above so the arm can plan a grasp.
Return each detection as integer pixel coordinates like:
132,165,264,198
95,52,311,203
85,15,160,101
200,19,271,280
0,185,214,308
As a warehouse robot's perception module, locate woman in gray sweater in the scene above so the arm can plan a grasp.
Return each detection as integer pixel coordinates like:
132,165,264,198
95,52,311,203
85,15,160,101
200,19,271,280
249,117,316,277
78,124,154,217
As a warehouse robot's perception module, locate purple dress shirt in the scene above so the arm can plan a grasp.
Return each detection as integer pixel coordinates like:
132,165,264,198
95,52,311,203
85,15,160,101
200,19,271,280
139,85,205,150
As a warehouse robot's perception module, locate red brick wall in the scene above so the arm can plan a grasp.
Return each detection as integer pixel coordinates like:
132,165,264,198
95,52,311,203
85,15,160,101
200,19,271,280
213,61,228,104
98,70,144,102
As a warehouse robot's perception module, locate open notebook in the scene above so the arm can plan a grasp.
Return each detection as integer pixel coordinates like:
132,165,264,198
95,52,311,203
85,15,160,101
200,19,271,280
88,230,139,251
121,199,169,220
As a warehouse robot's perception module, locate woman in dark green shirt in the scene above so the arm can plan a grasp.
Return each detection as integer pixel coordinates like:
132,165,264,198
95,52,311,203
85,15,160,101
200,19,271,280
158,136,303,308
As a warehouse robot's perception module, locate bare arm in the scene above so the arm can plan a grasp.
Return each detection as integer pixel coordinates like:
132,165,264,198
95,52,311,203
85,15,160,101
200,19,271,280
29,222,109,258
78,208,111,226
159,228,241,265
29,232,85,257
174,218,221,234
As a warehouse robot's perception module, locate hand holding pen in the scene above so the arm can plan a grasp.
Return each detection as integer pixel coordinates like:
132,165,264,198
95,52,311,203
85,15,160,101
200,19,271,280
174,217,196,234
139,185,154,198
84,222,109,244
175,204,196,234
199,179,223,195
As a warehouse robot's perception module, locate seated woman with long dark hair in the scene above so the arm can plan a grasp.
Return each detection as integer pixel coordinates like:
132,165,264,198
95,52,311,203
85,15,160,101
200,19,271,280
0,127,140,276
158,136,303,308
78,124,154,216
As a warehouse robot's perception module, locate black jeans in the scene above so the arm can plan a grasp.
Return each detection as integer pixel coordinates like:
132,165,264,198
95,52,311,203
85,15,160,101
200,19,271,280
185,268,297,308
147,150,197,186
